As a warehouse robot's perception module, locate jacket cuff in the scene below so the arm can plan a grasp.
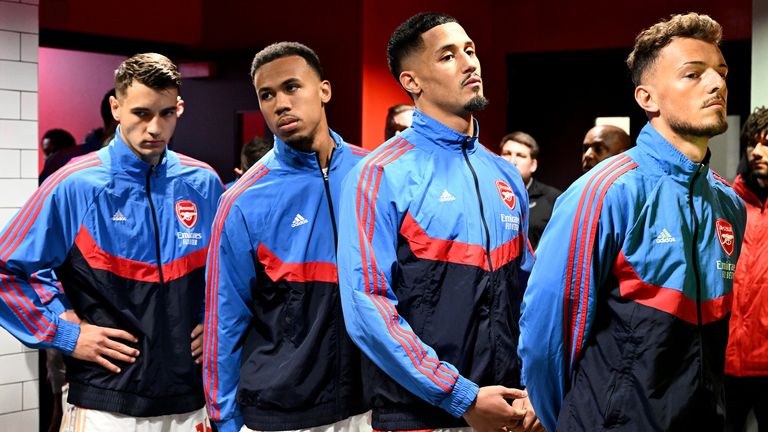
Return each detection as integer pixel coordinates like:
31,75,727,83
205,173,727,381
439,374,479,418
215,416,244,432
52,319,80,355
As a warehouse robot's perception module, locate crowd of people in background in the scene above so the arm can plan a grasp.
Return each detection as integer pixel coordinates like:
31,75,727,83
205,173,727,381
3,9,766,432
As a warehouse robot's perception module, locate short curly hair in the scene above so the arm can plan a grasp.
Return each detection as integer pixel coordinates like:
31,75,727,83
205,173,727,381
627,13,722,86
742,106,768,149
250,42,324,82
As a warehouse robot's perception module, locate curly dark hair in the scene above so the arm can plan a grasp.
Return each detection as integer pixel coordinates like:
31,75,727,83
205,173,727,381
627,13,722,86
742,106,768,150
250,42,324,82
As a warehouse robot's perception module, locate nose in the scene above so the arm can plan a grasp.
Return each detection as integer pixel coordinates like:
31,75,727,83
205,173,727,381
706,69,726,95
274,91,291,115
147,115,161,137
461,51,478,75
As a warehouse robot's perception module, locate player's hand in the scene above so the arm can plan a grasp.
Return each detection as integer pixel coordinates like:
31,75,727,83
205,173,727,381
191,323,203,364
511,396,545,432
463,386,527,432
70,323,139,373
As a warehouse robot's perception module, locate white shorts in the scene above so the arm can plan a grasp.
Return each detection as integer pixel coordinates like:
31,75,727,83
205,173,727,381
60,399,210,432
241,411,372,432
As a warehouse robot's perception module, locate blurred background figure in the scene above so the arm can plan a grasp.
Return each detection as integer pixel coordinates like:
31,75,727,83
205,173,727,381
581,124,631,172
384,103,414,140
725,106,768,432
40,129,76,160
226,135,273,189
500,131,561,249
39,89,117,184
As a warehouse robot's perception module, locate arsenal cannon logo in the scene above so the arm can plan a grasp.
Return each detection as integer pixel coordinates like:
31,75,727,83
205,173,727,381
715,218,734,257
175,200,198,229
495,180,516,210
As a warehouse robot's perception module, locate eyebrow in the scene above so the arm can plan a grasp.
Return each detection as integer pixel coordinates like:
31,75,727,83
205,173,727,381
257,77,300,93
680,60,728,68
433,40,474,55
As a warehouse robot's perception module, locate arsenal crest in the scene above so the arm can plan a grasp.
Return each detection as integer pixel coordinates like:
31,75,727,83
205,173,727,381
175,200,198,229
715,219,734,256
495,180,516,210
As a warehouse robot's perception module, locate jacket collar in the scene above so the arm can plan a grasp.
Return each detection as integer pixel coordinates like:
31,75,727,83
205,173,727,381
272,128,346,172
637,122,711,182
109,126,169,178
410,109,480,154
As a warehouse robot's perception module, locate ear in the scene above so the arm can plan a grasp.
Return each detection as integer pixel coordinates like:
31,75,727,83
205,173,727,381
176,96,185,118
109,95,120,121
530,158,538,174
320,80,332,104
634,85,658,114
399,71,421,98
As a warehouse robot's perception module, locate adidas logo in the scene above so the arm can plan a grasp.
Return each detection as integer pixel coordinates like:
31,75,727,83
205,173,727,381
291,213,309,228
655,228,676,243
112,210,127,222
439,189,456,202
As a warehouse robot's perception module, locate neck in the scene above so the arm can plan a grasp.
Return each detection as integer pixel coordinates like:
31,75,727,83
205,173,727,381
418,102,474,136
650,119,709,163
311,131,335,169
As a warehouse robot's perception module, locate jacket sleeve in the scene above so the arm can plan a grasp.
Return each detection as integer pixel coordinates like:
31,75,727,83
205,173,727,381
519,174,628,432
204,200,254,432
337,163,479,418
0,182,81,354
29,270,71,317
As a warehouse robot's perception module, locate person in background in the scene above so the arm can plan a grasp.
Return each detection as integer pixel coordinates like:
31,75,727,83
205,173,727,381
724,105,768,432
581,124,631,172
39,89,118,184
384,103,415,140
500,131,561,249
520,13,746,431
225,135,273,189
40,129,76,160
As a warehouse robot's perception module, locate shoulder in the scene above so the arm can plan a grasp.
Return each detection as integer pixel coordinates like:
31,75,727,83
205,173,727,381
47,151,108,193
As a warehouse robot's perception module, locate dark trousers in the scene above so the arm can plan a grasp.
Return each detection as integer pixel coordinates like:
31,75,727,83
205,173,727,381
725,375,768,432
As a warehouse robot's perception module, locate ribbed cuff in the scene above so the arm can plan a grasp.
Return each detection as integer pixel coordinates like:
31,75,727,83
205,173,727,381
439,374,479,418
52,319,80,355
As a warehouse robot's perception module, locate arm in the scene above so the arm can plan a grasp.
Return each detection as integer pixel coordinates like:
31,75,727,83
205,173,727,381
337,163,477,417
519,173,628,432
204,202,254,432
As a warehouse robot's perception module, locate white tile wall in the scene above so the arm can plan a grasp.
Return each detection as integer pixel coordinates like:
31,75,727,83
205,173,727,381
0,89,19,118
0,352,38,385
0,2,39,429
0,31,19,61
0,119,37,149
0,383,22,414
19,34,36,63
20,91,35,120
0,178,36,207
0,149,21,177
21,380,37,410
0,60,37,91
0,2,37,34
20,150,36,178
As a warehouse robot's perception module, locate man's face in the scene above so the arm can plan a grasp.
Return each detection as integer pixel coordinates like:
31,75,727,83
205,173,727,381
110,83,183,165
404,22,487,116
582,126,625,172
747,129,768,180
501,140,536,183
254,55,330,151
644,37,728,139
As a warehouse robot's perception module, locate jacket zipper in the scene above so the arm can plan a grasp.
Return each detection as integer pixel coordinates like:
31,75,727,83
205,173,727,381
146,167,165,285
317,150,341,413
688,165,704,384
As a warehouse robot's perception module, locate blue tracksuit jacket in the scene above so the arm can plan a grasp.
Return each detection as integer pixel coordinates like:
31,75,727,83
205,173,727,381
204,130,369,432
519,123,747,431
0,129,223,416
337,110,534,430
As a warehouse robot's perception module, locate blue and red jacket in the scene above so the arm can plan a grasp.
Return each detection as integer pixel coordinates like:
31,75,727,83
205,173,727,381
204,129,369,432
0,129,223,416
519,123,747,432
337,110,534,430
